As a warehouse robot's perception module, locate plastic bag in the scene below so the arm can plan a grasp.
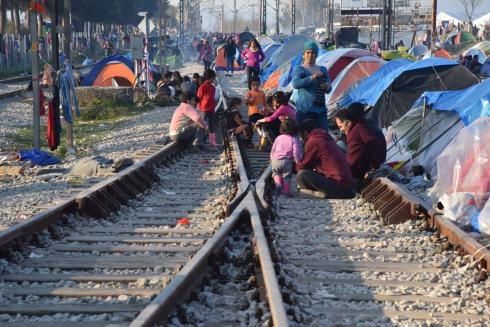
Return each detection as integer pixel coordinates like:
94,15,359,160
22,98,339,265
428,117,490,226
472,199,490,235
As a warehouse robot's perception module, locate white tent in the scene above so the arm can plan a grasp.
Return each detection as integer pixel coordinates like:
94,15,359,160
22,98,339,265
437,12,464,26
474,13,490,28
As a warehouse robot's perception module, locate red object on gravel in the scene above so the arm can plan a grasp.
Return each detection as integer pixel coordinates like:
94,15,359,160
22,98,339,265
177,217,190,225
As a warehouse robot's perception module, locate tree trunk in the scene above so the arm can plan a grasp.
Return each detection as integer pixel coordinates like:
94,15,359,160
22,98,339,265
38,13,44,37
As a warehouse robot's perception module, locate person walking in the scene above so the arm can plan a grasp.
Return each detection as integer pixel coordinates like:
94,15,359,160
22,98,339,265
241,39,265,90
197,69,218,148
224,37,238,76
292,41,331,130
199,40,213,71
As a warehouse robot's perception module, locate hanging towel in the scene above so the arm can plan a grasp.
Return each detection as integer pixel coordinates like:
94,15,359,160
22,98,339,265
58,63,80,124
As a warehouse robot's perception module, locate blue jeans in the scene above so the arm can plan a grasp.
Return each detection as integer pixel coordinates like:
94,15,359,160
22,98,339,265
226,56,234,73
296,111,329,130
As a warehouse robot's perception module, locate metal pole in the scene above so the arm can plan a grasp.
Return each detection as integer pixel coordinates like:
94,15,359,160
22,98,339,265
233,0,237,34
276,0,280,35
158,0,162,73
261,0,267,35
63,0,73,150
259,0,263,35
145,13,150,96
163,1,168,73
179,0,184,44
381,0,386,49
51,0,60,147
221,4,224,33
30,10,40,150
431,0,437,51
291,0,295,35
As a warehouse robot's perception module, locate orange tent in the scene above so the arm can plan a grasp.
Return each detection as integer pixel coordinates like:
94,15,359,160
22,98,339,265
93,62,136,87
215,46,241,71
433,49,452,59
263,70,281,90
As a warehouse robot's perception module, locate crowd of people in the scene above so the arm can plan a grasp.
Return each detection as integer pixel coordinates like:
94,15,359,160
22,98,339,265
167,39,387,200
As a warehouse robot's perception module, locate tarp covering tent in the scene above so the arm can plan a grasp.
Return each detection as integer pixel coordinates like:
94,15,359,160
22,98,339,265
433,48,452,59
464,41,490,64
357,58,479,128
81,54,135,87
261,34,311,83
277,51,304,90
335,27,364,48
428,117,490,229
238,31,255,46
381,49,417,61
262,42,282,68
151,48,182,70
316,48,373,81
408,44,428,59
257,35,274,46
325,56,384,112
215,44,241,71
387,78,490,180
338,58,412,109
481,57,490,77
443,30,476,48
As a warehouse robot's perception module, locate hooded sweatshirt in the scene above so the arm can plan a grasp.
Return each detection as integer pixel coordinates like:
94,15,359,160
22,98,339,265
296,128,354,188
241,47,265,68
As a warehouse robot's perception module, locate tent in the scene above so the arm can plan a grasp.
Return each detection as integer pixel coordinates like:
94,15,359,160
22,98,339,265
381,49,417,61
325,56,384,112
408,44,428,59
214,44,241,71
481,57,490,77
387,78,490,180
350,58,480,128
260,34,311,83
339,59,412,109
464,41,490,64
238,31,255,46
443,30,476,48
433,48,452,59
151,48,183,70
262,42,282,68
257,35,274,47
316,48,373,81
81,54,135,87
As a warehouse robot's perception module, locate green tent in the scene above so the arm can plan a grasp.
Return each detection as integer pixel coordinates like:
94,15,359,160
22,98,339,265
381,50,416,61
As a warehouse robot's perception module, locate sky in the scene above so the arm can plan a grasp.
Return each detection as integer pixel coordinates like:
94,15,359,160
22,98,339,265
169,0,490,31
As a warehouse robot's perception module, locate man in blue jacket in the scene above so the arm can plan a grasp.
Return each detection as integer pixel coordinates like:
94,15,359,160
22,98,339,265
292,41,331,130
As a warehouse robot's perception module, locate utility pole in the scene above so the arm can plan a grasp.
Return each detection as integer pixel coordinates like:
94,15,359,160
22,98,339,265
179,0,184,44
291,0,296,35
163,0,168,73
50,0,60,149
145,12,150,96
221,4,224,33
381,0,386,49
30,9,40,150
233,0,237,33
63,0,73,150
276,0,280,35
431,0,437,51
158,0,162,73
261,0,267,35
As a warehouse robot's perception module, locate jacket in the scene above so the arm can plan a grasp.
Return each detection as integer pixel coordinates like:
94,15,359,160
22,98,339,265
197,80,217,113
296,129,354,188
346,120,386,179
270,135,302,162
199,45,213,61
224,43,237,58
264,104,296,123
292,65,331,114
241,48,265,68
170,103,208,136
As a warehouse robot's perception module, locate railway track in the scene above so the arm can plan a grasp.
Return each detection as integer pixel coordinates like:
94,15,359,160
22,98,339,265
1,70,489,326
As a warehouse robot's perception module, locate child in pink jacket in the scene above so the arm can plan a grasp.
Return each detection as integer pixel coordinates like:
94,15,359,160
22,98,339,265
270,118,302,197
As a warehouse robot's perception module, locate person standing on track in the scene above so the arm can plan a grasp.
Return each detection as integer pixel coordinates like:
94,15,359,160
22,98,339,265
197,69,218,148
241,39,265,90
224,37,238,76
169,91,208,151
270,118,302,197
296,119,355,198
244,78,267,124
292,41,331,130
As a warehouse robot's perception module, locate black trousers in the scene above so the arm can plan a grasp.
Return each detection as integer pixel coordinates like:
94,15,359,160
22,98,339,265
246,66,260,90
296,170,355,199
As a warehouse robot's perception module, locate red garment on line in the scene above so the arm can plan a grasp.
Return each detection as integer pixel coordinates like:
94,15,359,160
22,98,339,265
47,101,57,150
39,90,45,116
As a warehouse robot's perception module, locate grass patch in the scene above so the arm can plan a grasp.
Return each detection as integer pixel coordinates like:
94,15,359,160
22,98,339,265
79,99,153,121
0,70,29,79
4,102,155,158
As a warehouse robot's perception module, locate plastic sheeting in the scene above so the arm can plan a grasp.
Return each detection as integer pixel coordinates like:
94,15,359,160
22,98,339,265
316,48,372,81
428,117,490,231
325,56,384,112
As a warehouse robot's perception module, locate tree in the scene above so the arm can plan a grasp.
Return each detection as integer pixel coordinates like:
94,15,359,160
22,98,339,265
459,0,482,23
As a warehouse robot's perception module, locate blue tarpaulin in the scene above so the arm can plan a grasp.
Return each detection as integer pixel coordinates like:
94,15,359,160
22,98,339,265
20,149,60,166
338,58,413,108
414,78,490,126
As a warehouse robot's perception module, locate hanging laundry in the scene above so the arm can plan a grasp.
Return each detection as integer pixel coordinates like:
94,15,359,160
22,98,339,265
47,101,60,150
42,63,53,86
58,63,80,124
39,89,45,116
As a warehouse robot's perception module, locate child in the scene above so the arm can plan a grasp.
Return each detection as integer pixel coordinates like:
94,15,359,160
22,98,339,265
270,118,302,197
226,97,253,148
197,69,218,147
244,78,266,124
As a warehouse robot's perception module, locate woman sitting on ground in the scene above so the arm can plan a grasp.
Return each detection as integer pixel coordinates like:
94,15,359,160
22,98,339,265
169,91,208,151
335,102,386,184
296,119,355,198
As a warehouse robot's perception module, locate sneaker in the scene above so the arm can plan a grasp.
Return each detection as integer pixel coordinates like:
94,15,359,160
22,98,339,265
298,188,327,199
